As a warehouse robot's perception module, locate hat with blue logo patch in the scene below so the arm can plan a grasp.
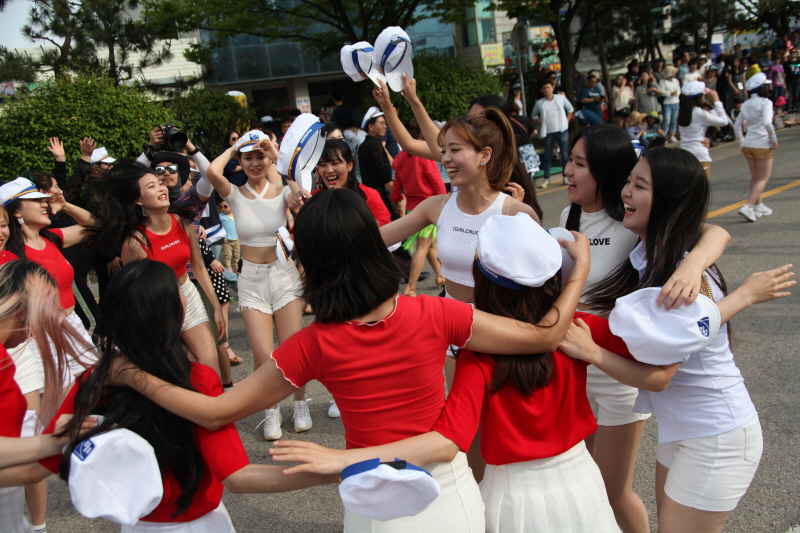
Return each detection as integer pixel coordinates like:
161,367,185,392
339,458,441,521
68,428,163,525
373,27,414,92
341,42,387,87
608,287,721,365
277,113,328,194
234,130,271,153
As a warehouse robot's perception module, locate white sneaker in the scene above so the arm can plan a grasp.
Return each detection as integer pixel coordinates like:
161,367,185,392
738,204,757,222
293,399,313,432
327,399,341,418
262,406,283,440
753,203,773,217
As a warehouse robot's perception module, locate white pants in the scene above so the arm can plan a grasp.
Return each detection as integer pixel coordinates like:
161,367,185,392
343,452,484,533
481,442,620,533
30,311,97,392
121,503,235,532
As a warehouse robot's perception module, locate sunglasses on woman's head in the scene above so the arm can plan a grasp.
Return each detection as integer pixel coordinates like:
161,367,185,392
154,164,179,175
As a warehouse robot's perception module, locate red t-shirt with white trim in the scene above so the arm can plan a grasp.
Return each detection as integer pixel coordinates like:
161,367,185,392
39,363,250,523
271,295,474,449
25,229,75,309
433,313,633,465
0,345,26,438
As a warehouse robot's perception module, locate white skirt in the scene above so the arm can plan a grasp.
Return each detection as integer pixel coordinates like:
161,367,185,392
343,451,484,533
121,503,235,533
481,442,620,533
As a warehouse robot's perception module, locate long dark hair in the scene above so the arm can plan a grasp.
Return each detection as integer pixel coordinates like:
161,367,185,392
57,260,205,517
471,262,559,395
584,147,727,313
677,94,703,127
316,139,366,200
294,188,402,323
565,125,638,231
4,198,64,259
89,159,194,253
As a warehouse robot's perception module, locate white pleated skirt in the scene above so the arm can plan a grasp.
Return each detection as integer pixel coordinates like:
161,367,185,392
121,502,235,533
481,442,620,533
343,451,485,533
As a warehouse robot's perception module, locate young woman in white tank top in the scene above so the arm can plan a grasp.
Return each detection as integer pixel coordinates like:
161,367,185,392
560,125,731,533
207,132,310,442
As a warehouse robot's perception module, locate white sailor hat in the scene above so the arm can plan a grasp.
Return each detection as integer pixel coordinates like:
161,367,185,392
546,227,576,289
90,147,116,165
339,458,441,522
0,177,51,207
341,42,387,87
361,106,385,130
746,72,767,92
609,287,721,365
276,113,327,193
68,429,163,525
681,81,706,98
472,213,563,289
275,226,294,269
234,130,270,153
373,27,414,92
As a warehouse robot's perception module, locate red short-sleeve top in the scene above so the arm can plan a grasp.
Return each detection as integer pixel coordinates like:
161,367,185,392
39,363,250,523
25,229,75,309
433,313,633,465
271,295,474,449
140,215,191,279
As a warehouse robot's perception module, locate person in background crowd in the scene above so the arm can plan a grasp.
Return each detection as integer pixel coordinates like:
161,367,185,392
784,48,800,112
532,80,573,187
660,66,682,143
612,74,635,128
578,74,606,126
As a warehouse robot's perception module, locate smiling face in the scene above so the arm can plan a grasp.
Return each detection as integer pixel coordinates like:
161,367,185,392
621,158,653,240
136,173,169,212
14,199,50,228
564,138,601,212
239,150,268,181
316,152,352,189
154,162,180,189
440,128,489,188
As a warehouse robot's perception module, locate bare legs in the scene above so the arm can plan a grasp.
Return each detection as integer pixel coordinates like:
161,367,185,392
744,156,773,208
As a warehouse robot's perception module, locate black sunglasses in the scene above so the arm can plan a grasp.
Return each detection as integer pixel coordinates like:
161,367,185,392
154,164,179,175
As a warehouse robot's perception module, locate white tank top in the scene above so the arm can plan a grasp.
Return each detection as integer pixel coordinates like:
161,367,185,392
436,191,507,287
223,183,290,248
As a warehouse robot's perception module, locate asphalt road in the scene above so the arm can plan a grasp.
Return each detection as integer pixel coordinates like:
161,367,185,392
39,126,800,532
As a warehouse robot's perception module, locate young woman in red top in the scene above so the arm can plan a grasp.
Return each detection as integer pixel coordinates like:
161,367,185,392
91,160,224,377
0,260,334,532
104,189,590,533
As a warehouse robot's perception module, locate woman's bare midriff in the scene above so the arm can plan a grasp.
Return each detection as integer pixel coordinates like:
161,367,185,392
241,245,279,265
444,280,474,304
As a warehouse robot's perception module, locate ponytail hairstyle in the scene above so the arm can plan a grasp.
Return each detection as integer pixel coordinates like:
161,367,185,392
471,261,559,395
58,260,205,517
316,139,366,201
0,260,84,430
438,107,517,191
677,94,703,127
584,147,727,313
564,124,638,232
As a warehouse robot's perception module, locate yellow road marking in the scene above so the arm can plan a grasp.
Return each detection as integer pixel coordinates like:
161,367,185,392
708,179,800,219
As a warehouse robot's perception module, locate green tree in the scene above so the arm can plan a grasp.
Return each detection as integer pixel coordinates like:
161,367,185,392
0,73,173,177
168,88,255,157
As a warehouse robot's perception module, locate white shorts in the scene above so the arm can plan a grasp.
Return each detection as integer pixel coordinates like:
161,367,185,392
121,502,235,532
481,441,619,533
344,451,484,533
657,415,762,512
180,278,209,332
9,341,43,395
30,311,98,391
586,365,651,426
237,258,303,315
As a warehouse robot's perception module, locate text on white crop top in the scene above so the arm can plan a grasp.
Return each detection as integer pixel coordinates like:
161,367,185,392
223,183,290,247
436,191,507,287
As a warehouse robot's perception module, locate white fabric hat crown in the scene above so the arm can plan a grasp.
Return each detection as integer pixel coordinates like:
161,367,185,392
341,42,387,87
68,429,163,525
276,113,328,193
473,213,563,289
745,72,767,92
609,287,721,365
339,458,441,522
234,130,270,153
681,81,706,98
0,177,51,207
90,147,116,165
373,27,414,92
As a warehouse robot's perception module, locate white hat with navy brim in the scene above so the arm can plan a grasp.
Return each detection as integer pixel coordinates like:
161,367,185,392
276,113,328,194
373,27,414,93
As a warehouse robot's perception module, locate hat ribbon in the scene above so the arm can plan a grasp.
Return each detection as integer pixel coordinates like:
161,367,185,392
287,121,325,182
341,457,432,481
3,185,39,207
351,47,374,80
476,258,523,290
380,36,410,75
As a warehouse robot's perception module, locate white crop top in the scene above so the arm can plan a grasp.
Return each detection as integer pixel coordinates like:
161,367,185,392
223,183,290,247
436,191,507,287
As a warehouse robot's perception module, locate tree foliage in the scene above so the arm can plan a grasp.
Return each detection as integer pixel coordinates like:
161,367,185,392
0,74,173,177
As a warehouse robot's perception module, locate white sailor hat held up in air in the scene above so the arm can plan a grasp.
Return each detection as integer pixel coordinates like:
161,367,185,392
90,147,116,165
361,106,385,130
275,226,294,269
338,458,441,521
681,81,706,98
0,177,51,207
234,130,271,153
341,42,387,87
609,287,722,365
68,428,163,525
472,213,564,289
276,113,327,194
373,27,414,92
746,72,768,92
